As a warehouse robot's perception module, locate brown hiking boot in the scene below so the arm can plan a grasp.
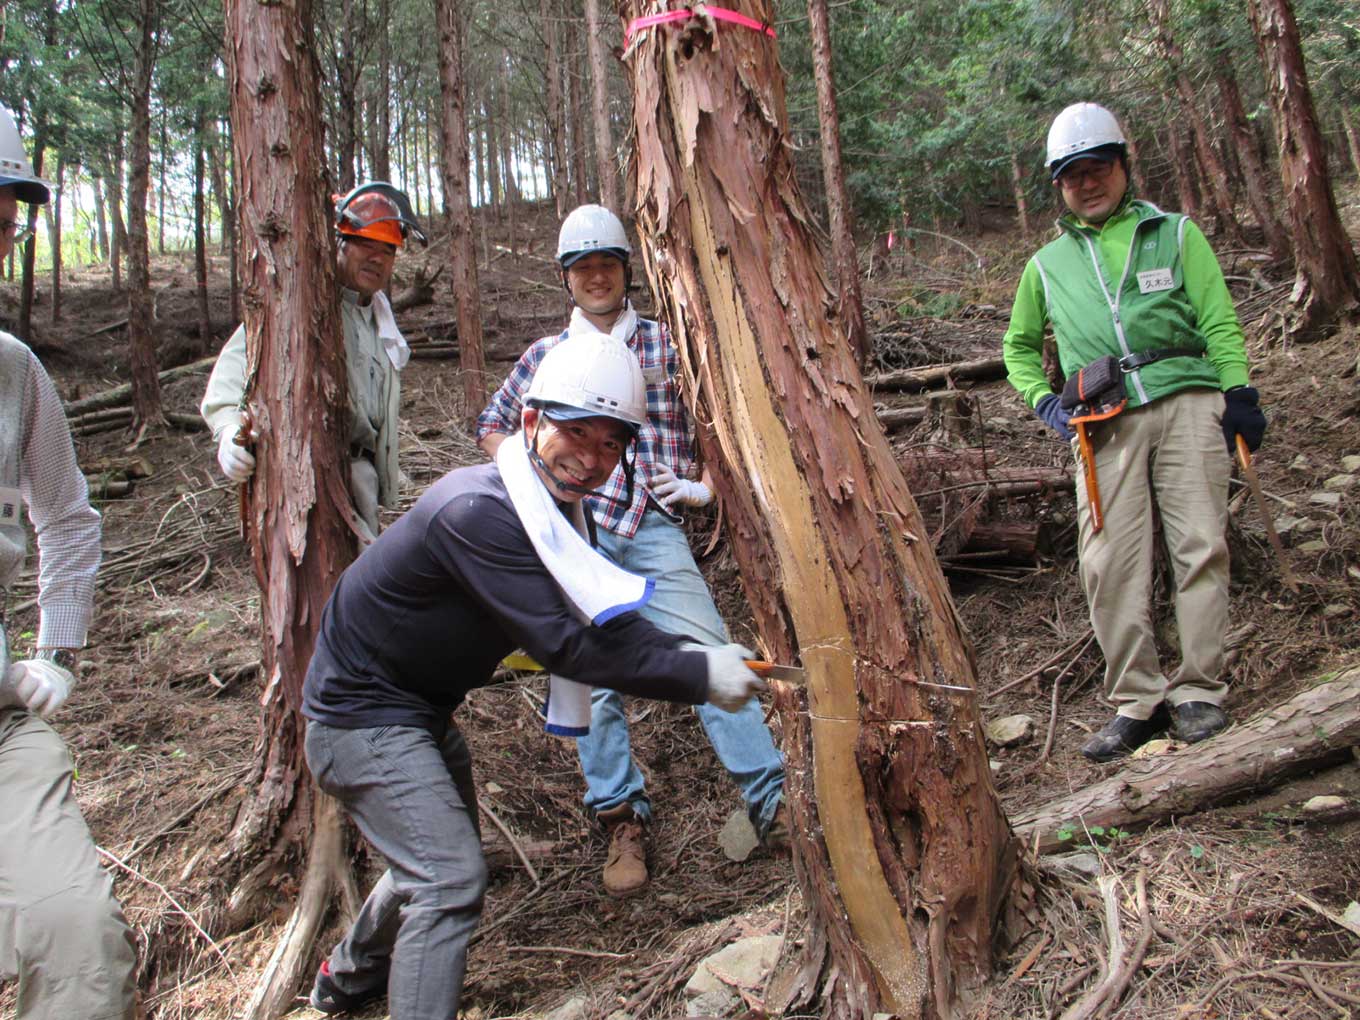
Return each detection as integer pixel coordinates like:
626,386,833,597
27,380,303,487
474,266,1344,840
598,804,648,898
761,801,792,852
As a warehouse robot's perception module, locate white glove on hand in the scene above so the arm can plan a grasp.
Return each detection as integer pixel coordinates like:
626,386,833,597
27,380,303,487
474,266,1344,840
688,642,766,712
4,659,74,719
650,462,713,509
216,428,257,484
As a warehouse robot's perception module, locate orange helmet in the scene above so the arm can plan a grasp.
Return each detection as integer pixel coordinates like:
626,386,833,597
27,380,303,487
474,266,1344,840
334,182,426,248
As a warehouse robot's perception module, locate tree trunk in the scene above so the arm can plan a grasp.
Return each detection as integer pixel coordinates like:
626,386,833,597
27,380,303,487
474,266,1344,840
1247,0,1360,334
620,4,1020,1016
18,134,43,341
567,12,589,205
126,0,163,436
1216,71,1290,259
484,88,502,217
542,0,570,218
806,0,867,367
585,0,618,210
436,0,489,423
93,176,110,262
1147,0,1244,244
1167,125,1202,220
338,0,359,190
193,107,213,344
373,0,392,181
1009,150,1031,235
48,155,63,324
1015,666,1360,854
1341,107,1360,180
157,111,167,254
224,0,359,1012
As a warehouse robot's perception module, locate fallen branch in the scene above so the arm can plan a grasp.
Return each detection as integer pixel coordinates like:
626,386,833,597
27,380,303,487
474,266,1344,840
865,356,1006,393
65,356,217,417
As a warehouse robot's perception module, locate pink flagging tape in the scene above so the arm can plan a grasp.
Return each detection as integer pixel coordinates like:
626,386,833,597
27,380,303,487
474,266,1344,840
625,4,777,44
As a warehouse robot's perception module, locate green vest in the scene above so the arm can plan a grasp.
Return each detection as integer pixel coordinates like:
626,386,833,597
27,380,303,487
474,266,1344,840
1033,200,1222,408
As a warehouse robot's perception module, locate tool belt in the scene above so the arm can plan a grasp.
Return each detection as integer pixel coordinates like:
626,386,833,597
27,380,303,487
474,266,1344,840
1060,355,1126,425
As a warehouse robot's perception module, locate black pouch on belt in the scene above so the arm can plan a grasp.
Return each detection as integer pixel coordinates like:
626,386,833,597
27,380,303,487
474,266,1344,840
1060,354,1127,424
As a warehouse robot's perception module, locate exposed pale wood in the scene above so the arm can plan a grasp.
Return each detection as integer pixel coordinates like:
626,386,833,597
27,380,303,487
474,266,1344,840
621,4,1019,1015
1014,666,1360,854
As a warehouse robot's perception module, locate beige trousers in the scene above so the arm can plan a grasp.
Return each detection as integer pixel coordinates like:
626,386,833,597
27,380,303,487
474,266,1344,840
1074,388,1232,719
0,708,138,1019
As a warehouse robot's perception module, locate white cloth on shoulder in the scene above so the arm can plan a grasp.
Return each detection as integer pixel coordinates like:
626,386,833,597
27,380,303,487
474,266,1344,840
373,290,410,370
496,434,653,736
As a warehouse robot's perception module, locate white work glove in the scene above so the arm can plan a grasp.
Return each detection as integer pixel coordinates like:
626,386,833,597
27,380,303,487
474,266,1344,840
650,462,713,509
686,642,766,712
216,428,256,484
2,659,74,719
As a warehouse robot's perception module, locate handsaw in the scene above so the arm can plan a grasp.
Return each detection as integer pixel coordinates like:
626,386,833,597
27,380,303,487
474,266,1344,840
1235,435,1300,594
745,659,807,684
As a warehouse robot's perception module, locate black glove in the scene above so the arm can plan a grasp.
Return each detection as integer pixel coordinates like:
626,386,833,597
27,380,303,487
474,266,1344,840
1035,393,1075,442
1222,386,1266,453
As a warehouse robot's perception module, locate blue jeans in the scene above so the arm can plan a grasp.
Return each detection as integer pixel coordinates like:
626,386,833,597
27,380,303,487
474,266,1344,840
582,509,785,834
305,720,487,1020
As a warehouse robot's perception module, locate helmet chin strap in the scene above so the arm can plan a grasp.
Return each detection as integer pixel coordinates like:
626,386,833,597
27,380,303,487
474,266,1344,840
524,424,637,508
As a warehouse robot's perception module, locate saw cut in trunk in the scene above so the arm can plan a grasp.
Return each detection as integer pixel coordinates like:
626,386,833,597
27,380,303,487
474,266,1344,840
619,2,1021,1016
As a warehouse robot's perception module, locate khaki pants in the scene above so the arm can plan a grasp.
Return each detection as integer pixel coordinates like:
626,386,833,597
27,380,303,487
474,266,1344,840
1075,388,1231,719
0,709,138,1019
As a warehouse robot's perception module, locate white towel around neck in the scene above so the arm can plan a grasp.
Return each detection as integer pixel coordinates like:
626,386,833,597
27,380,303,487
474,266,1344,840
496,434,653,735
567,300,638,344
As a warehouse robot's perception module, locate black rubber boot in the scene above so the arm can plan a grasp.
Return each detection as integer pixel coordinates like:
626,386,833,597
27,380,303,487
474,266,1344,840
1171,701,1229,744
1080,703,1171,763
309,960,386,1016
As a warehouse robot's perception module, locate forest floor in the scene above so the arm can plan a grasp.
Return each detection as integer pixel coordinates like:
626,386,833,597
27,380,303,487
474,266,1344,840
1,191,1358,1020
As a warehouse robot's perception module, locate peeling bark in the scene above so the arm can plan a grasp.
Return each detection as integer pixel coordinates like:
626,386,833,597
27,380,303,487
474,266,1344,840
619,3,1019,1016
1216,71,1290,260
1247,0,1360,335
223,1,358,1012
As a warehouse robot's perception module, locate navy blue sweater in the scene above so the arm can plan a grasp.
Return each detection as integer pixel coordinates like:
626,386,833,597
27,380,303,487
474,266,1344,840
303,462,709,731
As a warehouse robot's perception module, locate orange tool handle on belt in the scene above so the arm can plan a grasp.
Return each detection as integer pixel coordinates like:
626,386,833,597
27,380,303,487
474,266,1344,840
1076,421,1103,535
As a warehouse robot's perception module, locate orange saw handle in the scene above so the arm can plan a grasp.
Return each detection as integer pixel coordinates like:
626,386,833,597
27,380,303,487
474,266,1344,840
1076,422,1103,534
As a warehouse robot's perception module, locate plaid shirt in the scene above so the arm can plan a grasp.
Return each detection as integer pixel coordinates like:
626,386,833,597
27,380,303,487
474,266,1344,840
475,317,693,539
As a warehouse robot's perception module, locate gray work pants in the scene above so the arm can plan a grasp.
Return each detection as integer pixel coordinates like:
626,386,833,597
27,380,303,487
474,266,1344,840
0,708,138,1020
305,720,486,1020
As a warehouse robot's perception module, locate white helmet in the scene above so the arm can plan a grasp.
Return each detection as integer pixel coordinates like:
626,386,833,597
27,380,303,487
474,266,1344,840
557,204,631,267
1046,102,1127,180
525,331,647,431
0,107,50,205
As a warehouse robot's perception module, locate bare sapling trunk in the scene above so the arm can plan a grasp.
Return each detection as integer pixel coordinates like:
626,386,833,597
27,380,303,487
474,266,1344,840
435,0,488,420
585,0,619,210
1247,0,1360,335
193,108,212,344
806,0,867,366
542,0,570,216
224,0,360,1013
48,156,62,324
125,0,164,438
620,3,1020,1016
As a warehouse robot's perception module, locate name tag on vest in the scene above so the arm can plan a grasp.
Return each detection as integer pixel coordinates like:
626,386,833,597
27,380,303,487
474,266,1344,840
0,487,20,523
1137,268,1175,294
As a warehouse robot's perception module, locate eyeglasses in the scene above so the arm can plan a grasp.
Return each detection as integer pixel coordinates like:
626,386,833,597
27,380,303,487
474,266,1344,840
0,219,33,246
1055,160,1116,189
